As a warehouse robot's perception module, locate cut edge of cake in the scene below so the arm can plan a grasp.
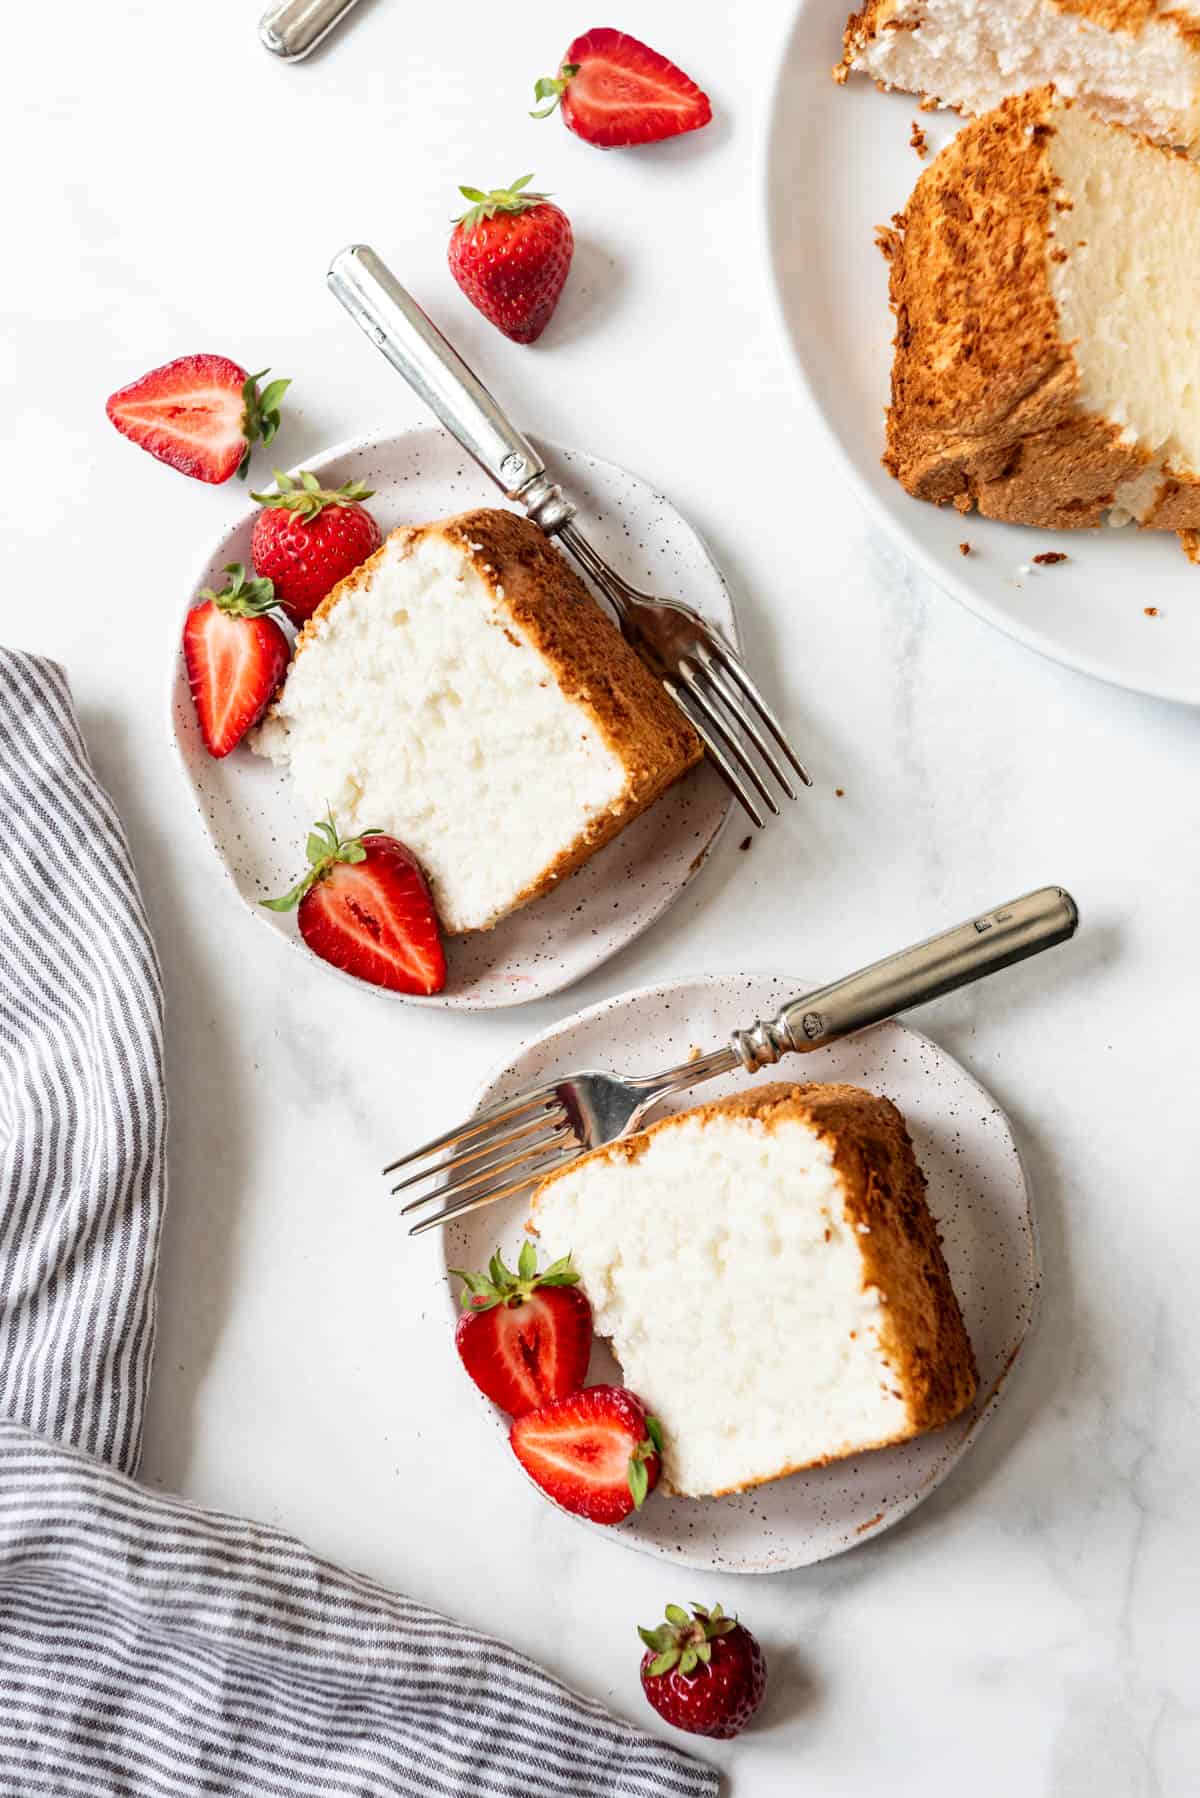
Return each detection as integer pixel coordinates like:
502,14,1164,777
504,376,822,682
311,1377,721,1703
879,87,1200,532
529,1081,979,1499
836,0,1200,149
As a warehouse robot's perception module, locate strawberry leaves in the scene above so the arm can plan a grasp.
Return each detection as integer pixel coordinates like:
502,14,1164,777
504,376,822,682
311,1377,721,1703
262,811,382,913
450,1245,581,1313
530,65,579,119
238,369,291,478
453,174,550,234
627,1414,663,1509
251,469,375,520
638,1602,736,1677
199,563,279,619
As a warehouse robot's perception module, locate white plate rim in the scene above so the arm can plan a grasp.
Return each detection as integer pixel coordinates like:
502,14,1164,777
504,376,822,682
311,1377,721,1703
439,967,1042,1572
760,1,1200,709
166,426,738,1010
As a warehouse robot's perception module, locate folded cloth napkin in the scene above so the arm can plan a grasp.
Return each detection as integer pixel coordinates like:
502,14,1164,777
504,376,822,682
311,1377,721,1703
0,648,718,1798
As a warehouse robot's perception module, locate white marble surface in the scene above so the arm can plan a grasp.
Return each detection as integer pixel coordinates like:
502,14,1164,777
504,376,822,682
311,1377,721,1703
5,0,1198,1791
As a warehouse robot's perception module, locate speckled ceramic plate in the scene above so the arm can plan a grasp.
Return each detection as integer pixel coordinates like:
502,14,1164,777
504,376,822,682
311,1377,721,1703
169,427,734,1008
766,0,1200,705
441,971,1039,1571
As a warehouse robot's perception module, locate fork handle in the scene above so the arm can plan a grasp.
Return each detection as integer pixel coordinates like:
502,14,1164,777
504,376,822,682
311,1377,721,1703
327,245,575,535
730,886,1079,1070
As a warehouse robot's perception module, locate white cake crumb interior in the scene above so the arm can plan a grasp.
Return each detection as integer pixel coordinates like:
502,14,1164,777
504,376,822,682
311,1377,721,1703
251,531,628,934
856,0,1200,144
532,1111,908,1498
1047,101,1200,508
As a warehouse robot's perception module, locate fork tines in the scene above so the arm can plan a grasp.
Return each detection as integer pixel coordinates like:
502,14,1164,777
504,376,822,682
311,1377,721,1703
383,1085,581,1236
670,644,812,829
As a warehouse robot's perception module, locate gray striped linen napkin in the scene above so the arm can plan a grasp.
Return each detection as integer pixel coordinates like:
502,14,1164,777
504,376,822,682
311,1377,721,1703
0,648,718,1798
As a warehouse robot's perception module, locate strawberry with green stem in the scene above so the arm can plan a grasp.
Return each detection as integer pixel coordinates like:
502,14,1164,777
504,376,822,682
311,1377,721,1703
251,470,383,623
264,814,446,996
182,563,290,758
451,1243,592,1416
107,355,289,483
639,1602,767,1739
447,175,573,345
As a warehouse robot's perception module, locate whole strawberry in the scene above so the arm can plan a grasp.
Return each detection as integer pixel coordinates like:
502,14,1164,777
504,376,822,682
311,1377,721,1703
451,1243,593,1417
639,1602,766,1739
251,471,383,623
448,175,573,345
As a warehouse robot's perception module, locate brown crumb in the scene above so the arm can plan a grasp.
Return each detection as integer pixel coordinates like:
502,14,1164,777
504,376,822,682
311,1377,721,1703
919,93,938,110
686,1045,704,1062
1144,606,1159,617
834,787,845,798
910,120,928,159
1032,551,1068,565
1049,248,1069,263
738,835,752,852
958,541,971,556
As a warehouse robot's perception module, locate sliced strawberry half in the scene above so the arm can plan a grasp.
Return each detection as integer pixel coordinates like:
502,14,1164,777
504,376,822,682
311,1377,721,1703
182,563,290,758
451,1244,593,1416
106,354,290,483
532,29,712,149
264,817,447,996
509,1385,663,1524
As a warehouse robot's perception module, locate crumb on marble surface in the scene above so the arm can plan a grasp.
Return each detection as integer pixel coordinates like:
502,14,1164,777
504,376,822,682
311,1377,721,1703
1033,551,1068,566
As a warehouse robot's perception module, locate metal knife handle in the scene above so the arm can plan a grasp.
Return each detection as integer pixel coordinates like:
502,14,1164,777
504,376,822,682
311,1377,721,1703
730,886,1079,1071
327,245,575,534
259,0,361,59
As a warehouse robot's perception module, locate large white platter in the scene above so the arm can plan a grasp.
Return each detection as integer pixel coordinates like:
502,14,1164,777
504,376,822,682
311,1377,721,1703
439,971,1039,1572
169,427,734,1009
767,0,1200,705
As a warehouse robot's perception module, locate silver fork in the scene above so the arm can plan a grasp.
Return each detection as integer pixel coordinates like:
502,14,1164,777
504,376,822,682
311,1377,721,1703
387,886,1079,1235
327,244,810,827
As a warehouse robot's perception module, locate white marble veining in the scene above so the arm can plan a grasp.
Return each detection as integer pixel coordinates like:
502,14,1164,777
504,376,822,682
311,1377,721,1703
3,0,1197,1791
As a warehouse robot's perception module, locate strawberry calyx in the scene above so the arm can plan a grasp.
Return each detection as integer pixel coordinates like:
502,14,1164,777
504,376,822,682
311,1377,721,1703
453,174,551,234
198,562,279,619
627,1414,663,1509
238,369,291,480
250,469,375,522
261,812,382,913
451,1241,580,1314
531,63,580,119
638,1602,737,1678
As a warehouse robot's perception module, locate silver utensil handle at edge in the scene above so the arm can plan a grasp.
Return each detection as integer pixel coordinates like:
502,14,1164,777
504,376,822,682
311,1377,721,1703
326,245,575,535
259,0,361,59
730,886,1080,1072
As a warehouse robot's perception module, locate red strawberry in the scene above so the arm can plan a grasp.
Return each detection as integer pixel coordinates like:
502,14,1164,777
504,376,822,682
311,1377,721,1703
509,1385,661,1524
639,1603,767,1740
263,816,446,996
532,30,711,149
451,1245,592,1417
106,355,289,484
182,563,290,758
250,471,383,624
448,175,573,345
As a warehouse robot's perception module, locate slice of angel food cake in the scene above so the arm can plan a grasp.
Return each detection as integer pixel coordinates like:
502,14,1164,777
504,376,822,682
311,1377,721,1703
252,509,702,935
528,1083,977,1499
879,88,1200,537
837,0,1200,149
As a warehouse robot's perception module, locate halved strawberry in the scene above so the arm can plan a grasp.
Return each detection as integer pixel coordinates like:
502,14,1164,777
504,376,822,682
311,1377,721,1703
182,563,290,758
451,1244,592,1416
106,355,290,483
532,30,712,149
263,816,447,996
509,1385,663,1524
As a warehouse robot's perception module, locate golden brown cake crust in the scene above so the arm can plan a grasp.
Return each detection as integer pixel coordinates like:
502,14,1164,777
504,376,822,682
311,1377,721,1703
880,89,1200,529
287,508,702,933
532,1080,979,1489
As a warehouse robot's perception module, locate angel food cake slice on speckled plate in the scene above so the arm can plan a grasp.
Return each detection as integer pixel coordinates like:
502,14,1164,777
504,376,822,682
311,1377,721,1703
252,508,701,935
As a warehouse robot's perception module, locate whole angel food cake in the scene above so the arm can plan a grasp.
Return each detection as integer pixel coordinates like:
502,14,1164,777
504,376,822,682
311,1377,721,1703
836,0,1200,148
880,88,1200,531
528,1083,978,1499
252,509,701,935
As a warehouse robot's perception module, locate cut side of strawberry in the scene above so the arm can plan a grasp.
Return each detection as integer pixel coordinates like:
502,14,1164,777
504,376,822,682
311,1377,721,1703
451,1244,592,1416
182,563,290,758
106,355,290,483
509,1385,663,1524
533,30,712,149
264,817,447,996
